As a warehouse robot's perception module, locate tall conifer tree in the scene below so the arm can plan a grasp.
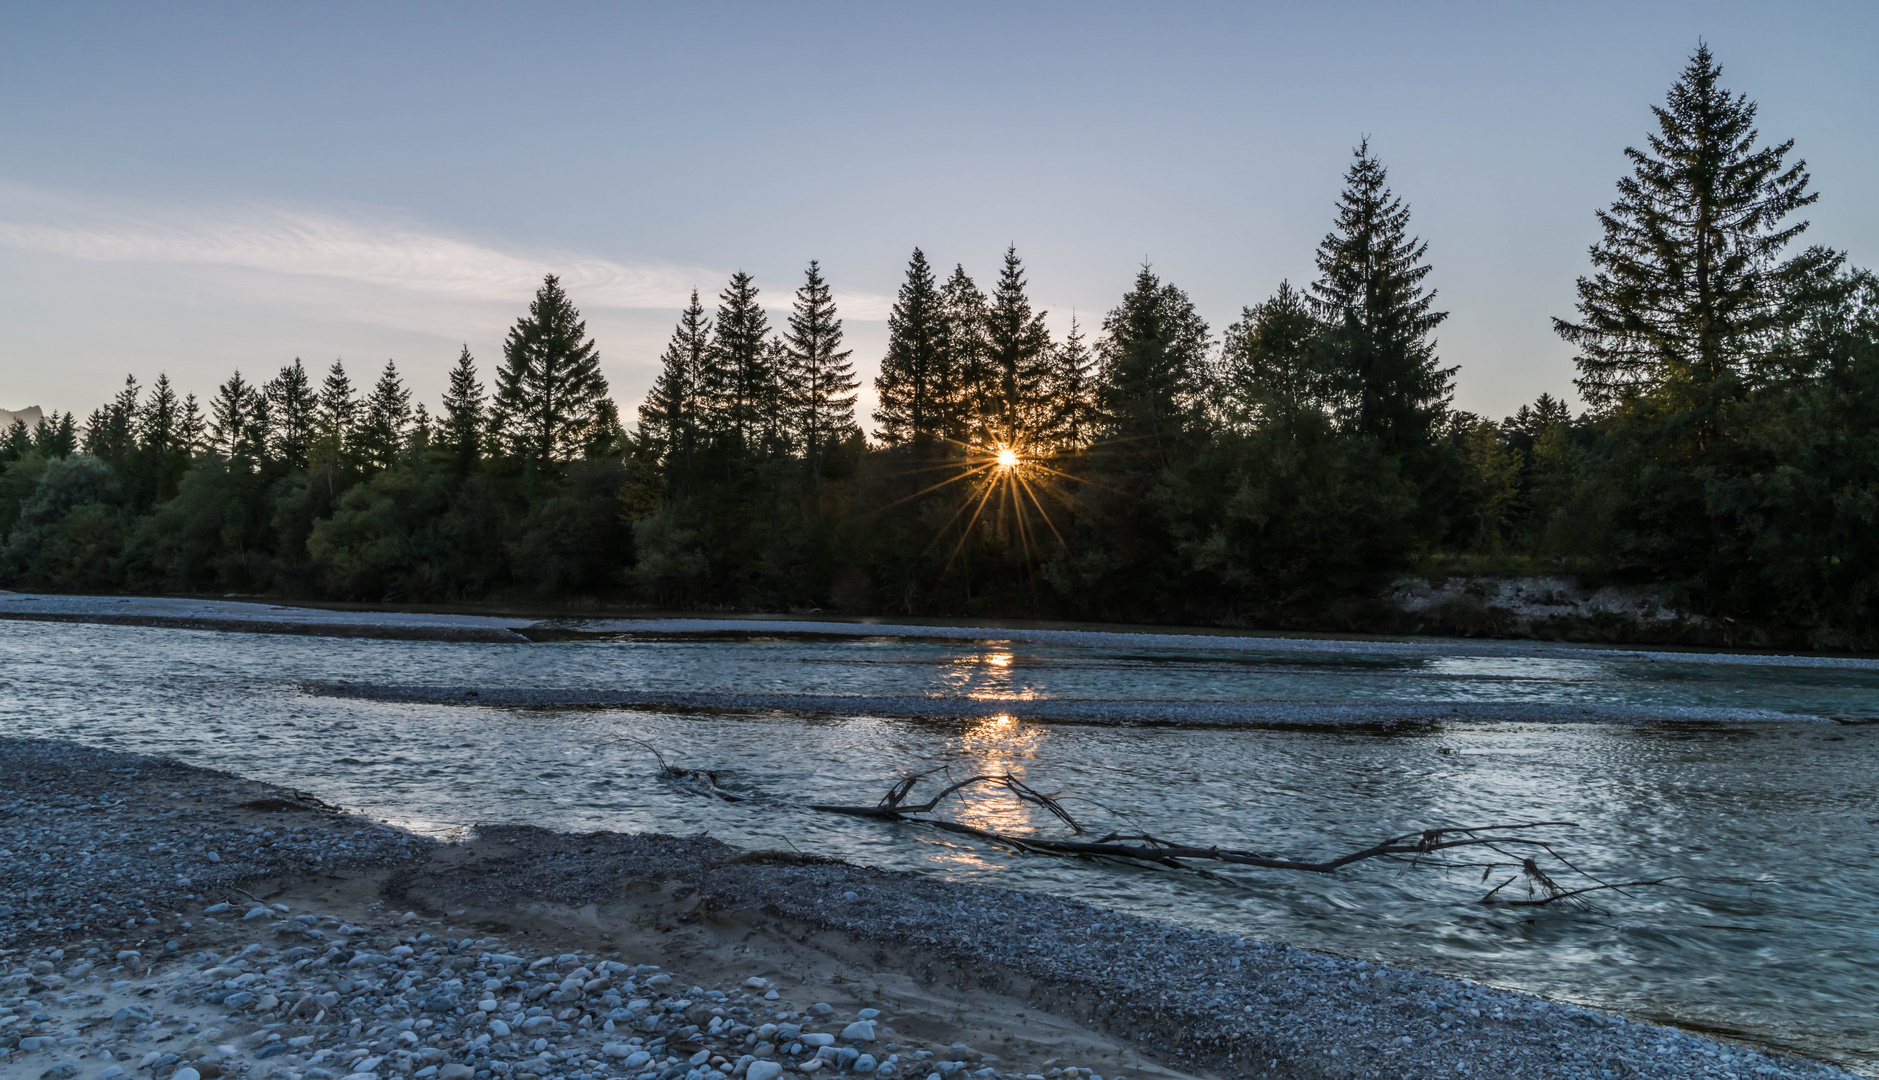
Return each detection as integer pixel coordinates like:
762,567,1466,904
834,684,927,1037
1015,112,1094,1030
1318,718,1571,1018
210,371,268,465
136,374,190,502
439,345,486,474
1218,280,1327,428
984,246,1053,445
491,275,611,465
1310,140,1453,457
356,360,412,472
84,375,141,467
265,359,317,470
783,260,858,471
1096,267,1211,471
640,291,710,474
940,265,990,447
1554,44,1829,421
1043,316,1095,451
703,272,773,455
873,248,950,451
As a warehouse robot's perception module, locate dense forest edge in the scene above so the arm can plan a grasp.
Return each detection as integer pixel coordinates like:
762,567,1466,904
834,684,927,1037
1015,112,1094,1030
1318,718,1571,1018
5,47,1877,650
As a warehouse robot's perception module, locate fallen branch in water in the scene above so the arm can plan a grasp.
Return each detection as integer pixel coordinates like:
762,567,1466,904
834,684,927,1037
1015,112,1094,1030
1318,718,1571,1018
611,736,749,802
812,768,1653,906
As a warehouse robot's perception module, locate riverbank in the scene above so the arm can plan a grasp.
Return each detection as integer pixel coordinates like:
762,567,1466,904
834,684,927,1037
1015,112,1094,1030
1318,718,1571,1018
0,738,1858,1080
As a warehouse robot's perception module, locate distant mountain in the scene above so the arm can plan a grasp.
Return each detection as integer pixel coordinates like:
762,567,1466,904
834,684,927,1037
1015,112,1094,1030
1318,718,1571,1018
0,406,44,431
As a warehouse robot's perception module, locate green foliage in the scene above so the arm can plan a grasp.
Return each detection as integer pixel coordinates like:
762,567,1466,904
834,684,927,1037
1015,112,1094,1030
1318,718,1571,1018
873,249,950,453
783,260,858,472
1310,142,1454,460
1556,44,1826,423
491,274,611,466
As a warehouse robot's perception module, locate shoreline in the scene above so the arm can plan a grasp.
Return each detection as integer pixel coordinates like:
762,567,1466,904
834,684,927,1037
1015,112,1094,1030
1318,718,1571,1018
6,591,1877,671
0,738,1860,1080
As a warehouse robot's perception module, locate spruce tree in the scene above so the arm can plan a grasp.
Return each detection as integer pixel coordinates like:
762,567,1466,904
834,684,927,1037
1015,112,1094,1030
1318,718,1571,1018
265,359,317,470
1043,316,1095,450
2,420,31,462
783,259,858,471
491,274,611,465
872,248,951,452
703,271,773,455
356,360,412,472
1096,266,1212,471
639,291,709,474
136,374,189,502
84,375,141,467
940,265,990,447
210,371,268,464
33,412,79,459
317,362,357,444
1218,280,1327,428
1554,44,1828,422
984,246,1053,446
1310,140,1453,457
439,345,486,474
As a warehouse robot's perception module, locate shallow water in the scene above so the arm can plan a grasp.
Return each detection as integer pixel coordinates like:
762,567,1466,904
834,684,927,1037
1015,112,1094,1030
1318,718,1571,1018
3,620,1877,1071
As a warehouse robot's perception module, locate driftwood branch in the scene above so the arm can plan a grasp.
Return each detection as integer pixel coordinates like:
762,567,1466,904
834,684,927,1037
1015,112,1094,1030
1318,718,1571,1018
611,736,749,802
814,769,1657,906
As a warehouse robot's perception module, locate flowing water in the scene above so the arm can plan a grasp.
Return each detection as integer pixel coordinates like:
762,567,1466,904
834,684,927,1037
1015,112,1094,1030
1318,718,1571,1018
3,619,1877,1071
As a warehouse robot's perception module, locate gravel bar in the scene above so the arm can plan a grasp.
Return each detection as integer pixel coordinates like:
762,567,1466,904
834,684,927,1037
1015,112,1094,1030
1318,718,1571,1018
0,738,1859,1080
305,682,1837,726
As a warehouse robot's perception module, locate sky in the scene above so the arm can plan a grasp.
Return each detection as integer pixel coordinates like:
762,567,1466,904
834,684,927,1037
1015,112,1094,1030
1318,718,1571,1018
1,2,1874,428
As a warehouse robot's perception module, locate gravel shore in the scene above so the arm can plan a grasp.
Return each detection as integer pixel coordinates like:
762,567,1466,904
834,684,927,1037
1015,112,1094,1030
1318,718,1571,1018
0,738,1860,1080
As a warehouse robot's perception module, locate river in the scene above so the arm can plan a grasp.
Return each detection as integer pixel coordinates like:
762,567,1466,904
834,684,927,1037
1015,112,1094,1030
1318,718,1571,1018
2,618,1875,1071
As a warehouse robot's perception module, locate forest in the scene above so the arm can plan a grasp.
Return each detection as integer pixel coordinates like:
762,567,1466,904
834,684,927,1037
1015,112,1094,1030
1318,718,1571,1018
4,47,1877,648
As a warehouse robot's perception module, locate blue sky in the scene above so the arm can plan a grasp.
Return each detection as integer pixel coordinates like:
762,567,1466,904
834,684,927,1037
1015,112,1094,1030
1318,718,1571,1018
1,2,1873,426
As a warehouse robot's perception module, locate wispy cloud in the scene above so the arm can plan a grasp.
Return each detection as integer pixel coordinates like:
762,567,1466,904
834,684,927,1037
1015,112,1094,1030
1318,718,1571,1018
0,186,710,310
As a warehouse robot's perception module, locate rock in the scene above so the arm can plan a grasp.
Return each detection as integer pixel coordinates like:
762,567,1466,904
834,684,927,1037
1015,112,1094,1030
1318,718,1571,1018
100,1069,126,1080
488,1019,510,1037
743,978,769,990
112,1005,153,1029
625,1051,654,1069
172,1070,203,1080
857,1009,880,1020
854,1055,878,1073
809,1003,834,1017
203,903,230,914
802,1033,835,1048
39,1067,79,1080
747,1062,784,1080
842,892,859,902
603,1044,634,1059
842,1021,876,1042
438,1066,474,1080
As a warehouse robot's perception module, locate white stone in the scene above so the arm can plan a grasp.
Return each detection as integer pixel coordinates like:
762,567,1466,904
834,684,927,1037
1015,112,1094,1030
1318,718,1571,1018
841,1021,876,1042
747,1062,784,1080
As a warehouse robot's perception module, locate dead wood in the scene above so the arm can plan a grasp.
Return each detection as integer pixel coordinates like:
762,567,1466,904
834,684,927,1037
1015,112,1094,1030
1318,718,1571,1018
813,768,1661,905
611,735,749,802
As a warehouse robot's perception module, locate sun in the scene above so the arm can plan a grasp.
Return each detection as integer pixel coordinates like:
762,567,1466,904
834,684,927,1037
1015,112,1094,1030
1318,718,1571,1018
995,447,1020,469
